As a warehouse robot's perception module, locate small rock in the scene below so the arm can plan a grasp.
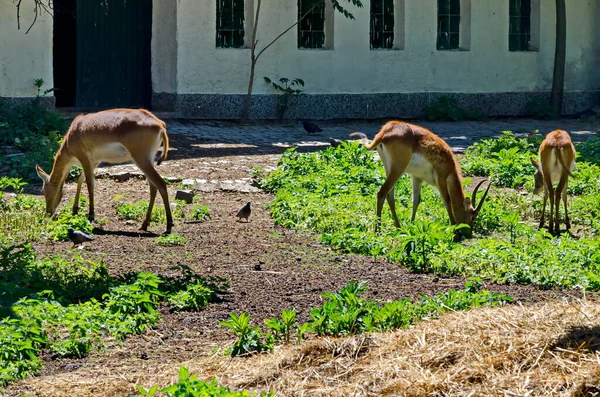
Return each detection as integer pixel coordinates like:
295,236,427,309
165,176,182,184
181,179,196,187
125,220,135,225
62,363,81,371
175,189,195,204
110,171,131,182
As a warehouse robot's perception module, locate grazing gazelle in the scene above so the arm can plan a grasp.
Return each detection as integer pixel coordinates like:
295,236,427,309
350,121,491,235
35,108,173,234
530,129,576,235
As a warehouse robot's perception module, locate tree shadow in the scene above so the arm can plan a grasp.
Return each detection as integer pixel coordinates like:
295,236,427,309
551,325,600,353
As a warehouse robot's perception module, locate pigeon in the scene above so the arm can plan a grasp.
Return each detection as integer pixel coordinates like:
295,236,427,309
329,138,343,147
236,201,252,222
67,227,94,246
302,120,322,134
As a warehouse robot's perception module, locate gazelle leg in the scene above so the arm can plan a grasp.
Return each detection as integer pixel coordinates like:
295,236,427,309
141,183,158,232
135,159,173,234
554,174,568,234
543,174,555,234
376,170,403,232
73,172,86,215
81,161,96,221
410,177,423,223
539,187,548,230
562,181,570,230
386,189,401,229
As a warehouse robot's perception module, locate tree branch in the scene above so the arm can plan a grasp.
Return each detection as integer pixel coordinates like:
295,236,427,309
255,4,317,62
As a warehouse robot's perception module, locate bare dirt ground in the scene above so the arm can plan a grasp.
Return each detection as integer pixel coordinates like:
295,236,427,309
6,120,599,397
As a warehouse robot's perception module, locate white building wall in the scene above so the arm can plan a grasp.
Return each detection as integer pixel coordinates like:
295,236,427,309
0,2,53,98
176,0,600,95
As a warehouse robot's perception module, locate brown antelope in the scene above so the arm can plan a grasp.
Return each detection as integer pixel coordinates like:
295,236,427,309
350,121,491,235
35,108,174,234
530,129,576,235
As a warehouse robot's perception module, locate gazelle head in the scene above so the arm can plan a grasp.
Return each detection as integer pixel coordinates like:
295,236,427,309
529,157,544,195
35,164,64,216
454,180,492,233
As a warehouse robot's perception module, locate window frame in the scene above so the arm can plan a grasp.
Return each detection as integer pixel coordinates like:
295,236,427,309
216,0,246,49
509,0,532,52
297,0,326,50
436,0,461,51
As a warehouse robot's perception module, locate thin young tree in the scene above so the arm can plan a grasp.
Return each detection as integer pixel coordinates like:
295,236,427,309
550,0,566,119
242,0,363,120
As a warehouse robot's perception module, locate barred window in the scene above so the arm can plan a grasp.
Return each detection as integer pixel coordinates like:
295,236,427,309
509,0,531,51
370,0,394,49
437,0,460,50
216,0,245,48
298,0,325,49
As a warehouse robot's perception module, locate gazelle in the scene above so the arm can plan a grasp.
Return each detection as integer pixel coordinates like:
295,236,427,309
350,121,491,235
35,108,174,234
530,129,576,235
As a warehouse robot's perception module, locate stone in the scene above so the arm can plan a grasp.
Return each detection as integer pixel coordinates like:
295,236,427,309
175,190,195,203
111,172,131,182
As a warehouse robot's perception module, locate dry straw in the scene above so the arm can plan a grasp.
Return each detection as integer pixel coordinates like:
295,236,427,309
10,300,600,397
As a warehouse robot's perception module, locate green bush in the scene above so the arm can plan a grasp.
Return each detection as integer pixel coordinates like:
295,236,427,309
0,95,68,181
424,96,485,121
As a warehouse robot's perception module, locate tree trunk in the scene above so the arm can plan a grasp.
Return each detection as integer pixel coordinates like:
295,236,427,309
242,58,257,120
550,0,566,119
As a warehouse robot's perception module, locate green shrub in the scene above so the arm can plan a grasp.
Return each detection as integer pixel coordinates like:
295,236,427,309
0,93,68,181
424,96,485,121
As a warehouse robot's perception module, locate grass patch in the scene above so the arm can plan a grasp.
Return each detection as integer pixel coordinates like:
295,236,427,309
260,139,600,290
0,244,221,387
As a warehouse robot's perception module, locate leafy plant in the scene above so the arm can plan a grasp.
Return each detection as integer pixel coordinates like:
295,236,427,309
136,366,274,397
264,308,302,344
168,282,215,311
264,76,305,119
220,313,273,357
190,204,211,221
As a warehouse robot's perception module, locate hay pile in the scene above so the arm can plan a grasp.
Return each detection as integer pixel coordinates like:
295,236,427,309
10,300,600,396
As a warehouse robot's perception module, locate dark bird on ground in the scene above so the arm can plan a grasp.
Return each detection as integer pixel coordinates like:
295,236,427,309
67,228,94,246
302,120,323,134
236,201,252,222
329,138,343,147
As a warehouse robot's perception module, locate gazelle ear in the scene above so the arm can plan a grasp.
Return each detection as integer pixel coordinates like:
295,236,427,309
463,197,472,210
35,164,50,184
530,157,540,169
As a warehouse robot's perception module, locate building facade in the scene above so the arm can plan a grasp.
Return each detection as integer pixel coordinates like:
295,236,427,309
1,0,599,119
